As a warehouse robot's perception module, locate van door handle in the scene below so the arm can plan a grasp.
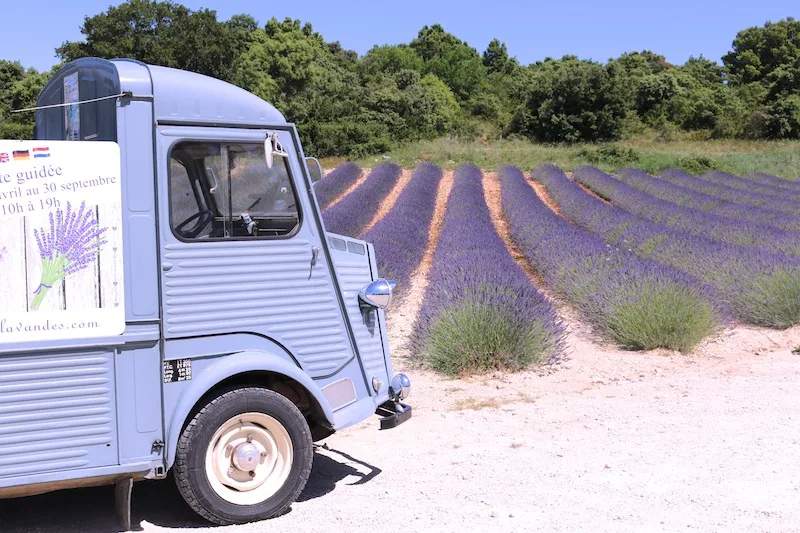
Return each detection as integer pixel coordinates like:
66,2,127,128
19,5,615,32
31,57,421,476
309,246,320,278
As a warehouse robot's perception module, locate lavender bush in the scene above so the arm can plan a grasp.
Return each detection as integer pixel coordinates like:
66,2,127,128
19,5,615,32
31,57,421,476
321,162,402,237
573,166,800,257
657,169,800,216
31,201,107,310
414,164,564,376
617,168,800,233
312,162,362,210
360,162,442,300
534,164,800,328
501,166,720,351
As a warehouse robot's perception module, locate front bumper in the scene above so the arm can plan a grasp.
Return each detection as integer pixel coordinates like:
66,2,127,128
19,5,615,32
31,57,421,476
376,400,412,430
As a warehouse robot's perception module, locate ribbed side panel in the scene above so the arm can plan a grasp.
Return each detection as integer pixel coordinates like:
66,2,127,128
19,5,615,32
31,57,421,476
0,352,117,479
163,240,353,375
332,256,388,377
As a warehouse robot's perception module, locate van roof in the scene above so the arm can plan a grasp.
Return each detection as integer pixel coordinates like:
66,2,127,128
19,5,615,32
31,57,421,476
38,57,287,128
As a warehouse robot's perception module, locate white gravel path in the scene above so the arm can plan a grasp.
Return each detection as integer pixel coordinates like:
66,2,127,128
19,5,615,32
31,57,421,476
2,339,799,533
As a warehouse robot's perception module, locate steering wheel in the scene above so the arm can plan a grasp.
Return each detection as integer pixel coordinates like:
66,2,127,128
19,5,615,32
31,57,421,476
175,209,214,239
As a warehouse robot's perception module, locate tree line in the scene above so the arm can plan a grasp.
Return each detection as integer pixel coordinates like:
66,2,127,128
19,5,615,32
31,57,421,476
1,1,798,157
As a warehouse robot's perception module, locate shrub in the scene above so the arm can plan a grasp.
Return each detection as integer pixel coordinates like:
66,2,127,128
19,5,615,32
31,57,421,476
576,144,640,168
674,155,722,175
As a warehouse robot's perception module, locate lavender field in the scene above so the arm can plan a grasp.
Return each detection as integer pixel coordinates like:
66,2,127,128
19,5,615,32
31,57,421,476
314,161,800,376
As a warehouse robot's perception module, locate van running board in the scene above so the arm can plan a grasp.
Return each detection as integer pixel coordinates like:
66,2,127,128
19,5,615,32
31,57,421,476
376,400,412,430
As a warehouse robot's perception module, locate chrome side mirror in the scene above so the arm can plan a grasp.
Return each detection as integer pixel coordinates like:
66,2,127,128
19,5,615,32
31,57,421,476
306,157,323,183
359,279,397,309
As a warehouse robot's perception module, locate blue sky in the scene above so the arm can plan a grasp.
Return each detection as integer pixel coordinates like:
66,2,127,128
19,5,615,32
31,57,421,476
1,0,796,72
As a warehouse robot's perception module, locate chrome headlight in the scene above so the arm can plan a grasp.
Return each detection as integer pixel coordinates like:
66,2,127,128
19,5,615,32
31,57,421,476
390,373,410,401
358,279,397,309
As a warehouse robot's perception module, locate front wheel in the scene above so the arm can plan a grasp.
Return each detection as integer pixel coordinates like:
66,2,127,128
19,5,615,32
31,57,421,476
173,387,313,525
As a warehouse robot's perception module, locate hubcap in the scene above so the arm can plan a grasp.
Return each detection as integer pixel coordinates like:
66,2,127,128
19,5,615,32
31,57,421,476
232,440,261,471
205,412,294,505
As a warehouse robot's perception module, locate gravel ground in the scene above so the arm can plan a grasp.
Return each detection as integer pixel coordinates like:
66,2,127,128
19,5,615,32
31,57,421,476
2,335,799,533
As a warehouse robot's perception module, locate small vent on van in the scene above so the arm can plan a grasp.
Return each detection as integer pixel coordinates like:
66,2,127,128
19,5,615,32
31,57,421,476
329,237,347,251
347,242,366,255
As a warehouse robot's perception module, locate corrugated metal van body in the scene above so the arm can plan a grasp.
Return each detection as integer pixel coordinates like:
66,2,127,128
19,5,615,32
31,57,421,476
0,350,118,478
156,127,362,381
327,235,390,395
161,237,355,376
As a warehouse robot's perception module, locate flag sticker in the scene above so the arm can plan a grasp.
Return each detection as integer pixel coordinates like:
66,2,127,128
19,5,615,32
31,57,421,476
32,147,50,158
12,150,30,161
0,153,8,163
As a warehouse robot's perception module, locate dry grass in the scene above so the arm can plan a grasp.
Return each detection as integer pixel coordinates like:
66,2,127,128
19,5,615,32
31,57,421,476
334,136,800,179
453,392,538,411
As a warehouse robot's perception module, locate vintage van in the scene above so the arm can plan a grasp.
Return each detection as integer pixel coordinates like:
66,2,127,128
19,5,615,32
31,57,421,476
0,57,410,528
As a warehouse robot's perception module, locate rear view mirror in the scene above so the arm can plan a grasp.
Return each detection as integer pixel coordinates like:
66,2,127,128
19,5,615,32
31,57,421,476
306,157,323,183
265,131,289,170
265,139,273,169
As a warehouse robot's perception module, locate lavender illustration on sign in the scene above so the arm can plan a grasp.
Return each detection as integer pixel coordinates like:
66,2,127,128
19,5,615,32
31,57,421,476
31,201,107,310
0,246,6,262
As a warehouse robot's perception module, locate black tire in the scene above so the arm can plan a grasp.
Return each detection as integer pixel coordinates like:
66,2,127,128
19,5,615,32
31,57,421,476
173,387,313,525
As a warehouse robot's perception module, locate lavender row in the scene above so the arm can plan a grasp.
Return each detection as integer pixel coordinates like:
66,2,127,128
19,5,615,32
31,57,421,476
658,168,800,221
360,162,443,299
414,164,564,375
312,162,362,210
617,168,800,233
573,166,800,257
321,162,402,238
534,164,800,329
659,169,800,216
747,172,800,193
699,170,800,202
501,167,720,351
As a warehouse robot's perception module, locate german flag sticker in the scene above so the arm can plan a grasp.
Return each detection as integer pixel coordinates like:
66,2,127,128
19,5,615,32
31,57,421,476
12,150,30,161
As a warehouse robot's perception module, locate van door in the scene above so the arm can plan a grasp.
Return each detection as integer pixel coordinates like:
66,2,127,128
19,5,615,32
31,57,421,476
155,126,365,382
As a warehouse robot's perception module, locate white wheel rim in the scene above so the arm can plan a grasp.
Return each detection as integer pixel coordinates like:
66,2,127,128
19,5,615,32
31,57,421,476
205,412,294,505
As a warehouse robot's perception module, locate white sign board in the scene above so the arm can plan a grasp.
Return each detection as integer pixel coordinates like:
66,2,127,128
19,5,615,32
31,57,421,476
0,140,125,343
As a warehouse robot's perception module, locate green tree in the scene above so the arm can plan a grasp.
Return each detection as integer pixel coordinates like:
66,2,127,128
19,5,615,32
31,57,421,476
56,0,252,81
511,56,628,142
359,45,423,82
231,18,385,157
723,17,800,86
0,61,50,139
410,24,486,101
483,39,517,74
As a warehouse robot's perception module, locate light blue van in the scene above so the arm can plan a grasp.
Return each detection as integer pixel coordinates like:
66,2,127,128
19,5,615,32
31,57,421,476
0,57,411,528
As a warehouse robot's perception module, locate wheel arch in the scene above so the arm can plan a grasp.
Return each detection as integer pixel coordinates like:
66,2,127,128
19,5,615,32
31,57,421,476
165,351,335,470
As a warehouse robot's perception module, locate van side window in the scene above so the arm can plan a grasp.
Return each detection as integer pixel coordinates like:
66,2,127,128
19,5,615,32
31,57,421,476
169,159,213,239
168,141,300,240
